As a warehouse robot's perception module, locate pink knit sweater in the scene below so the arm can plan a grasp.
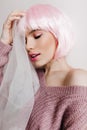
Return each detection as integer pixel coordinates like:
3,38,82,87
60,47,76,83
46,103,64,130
0,41,87,130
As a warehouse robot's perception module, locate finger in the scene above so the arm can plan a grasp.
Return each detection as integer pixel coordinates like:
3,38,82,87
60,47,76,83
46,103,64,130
6,14,25,25
4,16,23,29
3,10,26,29
8,15,24,21
9,10,26,17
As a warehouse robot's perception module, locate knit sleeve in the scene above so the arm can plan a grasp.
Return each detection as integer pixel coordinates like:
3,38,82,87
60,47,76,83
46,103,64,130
0,41,12,84
62,94,87,130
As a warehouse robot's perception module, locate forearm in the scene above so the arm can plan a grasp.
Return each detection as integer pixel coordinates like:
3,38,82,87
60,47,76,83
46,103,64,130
0,41,12,84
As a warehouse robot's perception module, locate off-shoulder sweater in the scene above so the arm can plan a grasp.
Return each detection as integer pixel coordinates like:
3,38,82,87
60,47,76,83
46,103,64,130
0,41,87,130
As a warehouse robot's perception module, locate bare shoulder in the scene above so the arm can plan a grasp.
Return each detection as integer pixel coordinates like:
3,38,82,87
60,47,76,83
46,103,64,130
66,68,87,87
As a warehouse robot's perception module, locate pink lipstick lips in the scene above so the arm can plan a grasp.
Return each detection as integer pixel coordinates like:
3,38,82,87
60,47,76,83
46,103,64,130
29,53,40,61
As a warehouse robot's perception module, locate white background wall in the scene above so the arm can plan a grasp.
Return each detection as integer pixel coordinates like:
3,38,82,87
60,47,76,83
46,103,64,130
0,0,87,70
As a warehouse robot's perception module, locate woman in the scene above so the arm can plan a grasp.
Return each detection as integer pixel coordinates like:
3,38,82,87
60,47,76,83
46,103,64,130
0,4,87,130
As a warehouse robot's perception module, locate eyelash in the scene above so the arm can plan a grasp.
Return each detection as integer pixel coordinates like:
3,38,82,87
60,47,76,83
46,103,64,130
25,34,42,43
34,34,42,39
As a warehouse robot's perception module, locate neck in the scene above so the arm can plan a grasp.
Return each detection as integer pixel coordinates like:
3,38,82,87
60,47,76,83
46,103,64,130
44,57,72,75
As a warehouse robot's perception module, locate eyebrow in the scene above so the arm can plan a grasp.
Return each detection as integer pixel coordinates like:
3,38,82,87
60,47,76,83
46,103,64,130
25,29,42,36
29,29,43,34
25,29,35,36
29,30,36,34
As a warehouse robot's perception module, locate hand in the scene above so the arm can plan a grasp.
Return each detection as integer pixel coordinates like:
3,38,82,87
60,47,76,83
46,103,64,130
0,10,25,45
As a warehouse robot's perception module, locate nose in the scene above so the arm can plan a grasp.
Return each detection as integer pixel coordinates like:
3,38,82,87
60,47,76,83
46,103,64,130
25,38,35,51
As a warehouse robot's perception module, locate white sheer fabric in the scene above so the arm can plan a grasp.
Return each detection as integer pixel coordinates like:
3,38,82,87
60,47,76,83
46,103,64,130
0,23,40,130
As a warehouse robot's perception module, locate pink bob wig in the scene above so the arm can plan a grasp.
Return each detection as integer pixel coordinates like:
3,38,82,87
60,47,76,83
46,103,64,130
18,4,74,58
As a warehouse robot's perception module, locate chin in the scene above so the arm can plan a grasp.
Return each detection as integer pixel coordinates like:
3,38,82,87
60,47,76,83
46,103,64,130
33,62,46,69
34,65,44,69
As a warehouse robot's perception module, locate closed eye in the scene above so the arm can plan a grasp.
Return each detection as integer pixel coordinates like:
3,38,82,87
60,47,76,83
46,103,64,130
34,34,42,39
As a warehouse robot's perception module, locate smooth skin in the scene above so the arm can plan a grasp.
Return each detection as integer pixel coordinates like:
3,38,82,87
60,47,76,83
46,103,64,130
0,11,87,87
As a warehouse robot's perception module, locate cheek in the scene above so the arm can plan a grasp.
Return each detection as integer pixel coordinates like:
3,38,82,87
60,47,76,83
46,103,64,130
43,43,56,60
41,41,52,52
39,42,48,50
38,37,56,57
